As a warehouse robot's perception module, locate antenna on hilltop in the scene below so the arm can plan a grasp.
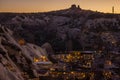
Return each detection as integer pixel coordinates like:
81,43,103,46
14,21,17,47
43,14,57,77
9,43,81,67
112,6,114,14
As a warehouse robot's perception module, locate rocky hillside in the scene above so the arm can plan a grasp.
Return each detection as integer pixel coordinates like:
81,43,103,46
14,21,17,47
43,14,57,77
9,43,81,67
0,26,53,80
0,5,120,52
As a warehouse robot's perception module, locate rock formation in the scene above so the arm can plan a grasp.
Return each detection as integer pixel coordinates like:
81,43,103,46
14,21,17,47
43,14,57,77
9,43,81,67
0,26,51,80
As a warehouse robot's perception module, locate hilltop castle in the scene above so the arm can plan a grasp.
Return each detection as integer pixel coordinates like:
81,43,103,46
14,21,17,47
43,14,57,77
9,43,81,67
70,4,81,10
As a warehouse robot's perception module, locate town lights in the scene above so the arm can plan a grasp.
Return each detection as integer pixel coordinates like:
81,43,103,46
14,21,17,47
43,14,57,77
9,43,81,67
77,72,86,79
71,71,75,74
41,56,47,62
34,56,48,62
66,54,73,62
33,57,39,62
63,72,66,74
103,71,112,79
50,68,55,71
18,39,25,45
106,60,112,66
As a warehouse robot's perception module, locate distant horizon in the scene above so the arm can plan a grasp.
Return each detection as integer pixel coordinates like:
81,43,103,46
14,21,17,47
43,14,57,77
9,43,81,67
0,7,119,14
0,8,119,14
0,0,120,14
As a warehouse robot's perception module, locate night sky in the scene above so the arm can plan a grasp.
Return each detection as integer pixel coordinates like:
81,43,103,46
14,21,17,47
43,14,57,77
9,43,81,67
0,0,120,13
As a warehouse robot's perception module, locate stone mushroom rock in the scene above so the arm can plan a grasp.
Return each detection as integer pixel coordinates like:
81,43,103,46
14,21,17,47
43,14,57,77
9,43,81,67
41,42,54,55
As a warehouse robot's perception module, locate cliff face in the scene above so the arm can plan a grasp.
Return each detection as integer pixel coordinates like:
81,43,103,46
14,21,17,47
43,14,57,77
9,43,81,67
0,26,51,80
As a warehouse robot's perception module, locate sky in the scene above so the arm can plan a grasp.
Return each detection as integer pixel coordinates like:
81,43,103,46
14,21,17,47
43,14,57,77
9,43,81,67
0,0,120,13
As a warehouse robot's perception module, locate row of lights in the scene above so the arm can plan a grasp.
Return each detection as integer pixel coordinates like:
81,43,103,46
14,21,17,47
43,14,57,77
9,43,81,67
33,56,48,62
